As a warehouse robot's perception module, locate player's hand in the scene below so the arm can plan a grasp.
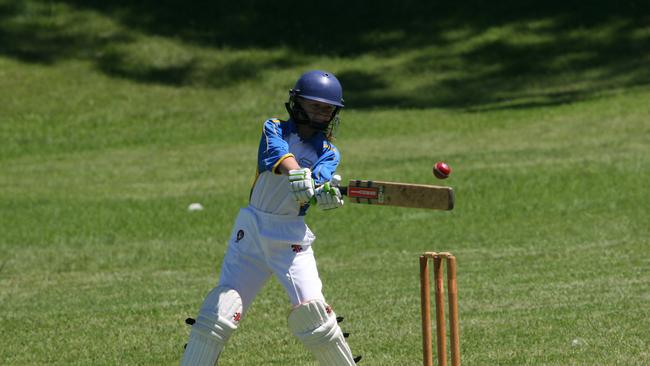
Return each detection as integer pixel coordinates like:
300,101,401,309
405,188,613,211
315,182,344,210
288,168,315,203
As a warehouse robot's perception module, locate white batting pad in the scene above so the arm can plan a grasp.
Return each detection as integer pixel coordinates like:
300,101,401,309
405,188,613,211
181,287,243,366
288,300,356,365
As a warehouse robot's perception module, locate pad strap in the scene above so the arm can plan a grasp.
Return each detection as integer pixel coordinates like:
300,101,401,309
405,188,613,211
180,287,242,366
288,300,356,365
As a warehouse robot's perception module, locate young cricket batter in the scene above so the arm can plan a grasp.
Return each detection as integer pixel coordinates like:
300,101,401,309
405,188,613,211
181,70,360,365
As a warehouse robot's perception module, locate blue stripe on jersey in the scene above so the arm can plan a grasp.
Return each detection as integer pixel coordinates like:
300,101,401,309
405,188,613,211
256,118,340,184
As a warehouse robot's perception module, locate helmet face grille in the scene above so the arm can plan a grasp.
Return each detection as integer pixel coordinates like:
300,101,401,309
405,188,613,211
289,98,310,123
326,114,340,141
285,97,341,140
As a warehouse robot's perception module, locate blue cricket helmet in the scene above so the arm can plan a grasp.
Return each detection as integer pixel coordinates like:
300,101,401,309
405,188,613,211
286,70,344,139
291,70,344,107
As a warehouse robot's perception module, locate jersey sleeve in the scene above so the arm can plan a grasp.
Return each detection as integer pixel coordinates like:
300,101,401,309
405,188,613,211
257,119,294,174
311,142,340,185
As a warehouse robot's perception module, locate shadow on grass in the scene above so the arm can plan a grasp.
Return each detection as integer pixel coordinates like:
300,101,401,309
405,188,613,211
1,0,649,109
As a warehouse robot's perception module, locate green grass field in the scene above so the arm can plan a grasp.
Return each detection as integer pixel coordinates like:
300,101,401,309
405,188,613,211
1,1,649,365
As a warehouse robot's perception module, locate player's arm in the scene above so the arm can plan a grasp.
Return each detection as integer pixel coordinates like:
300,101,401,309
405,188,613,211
280,157,343,209
257,120,313,202
277,144,343,209
276,156,300,175
276,157,319,203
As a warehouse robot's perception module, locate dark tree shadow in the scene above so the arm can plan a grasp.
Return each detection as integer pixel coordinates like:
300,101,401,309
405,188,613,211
1,0,649,110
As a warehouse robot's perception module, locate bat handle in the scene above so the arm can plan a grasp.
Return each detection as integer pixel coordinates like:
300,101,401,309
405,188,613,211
331,175,348,196
309,182,331,205
332,174,342,187
309,176,346,205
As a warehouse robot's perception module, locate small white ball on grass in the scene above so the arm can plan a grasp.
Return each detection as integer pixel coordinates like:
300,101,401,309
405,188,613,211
188,203,204,212
571,338,584,347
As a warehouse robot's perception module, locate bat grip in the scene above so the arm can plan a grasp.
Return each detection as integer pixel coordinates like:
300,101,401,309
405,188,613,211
309,182,330,205
308,183,348,205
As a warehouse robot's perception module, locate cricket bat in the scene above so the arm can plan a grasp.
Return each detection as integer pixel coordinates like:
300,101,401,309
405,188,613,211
329,178,454,210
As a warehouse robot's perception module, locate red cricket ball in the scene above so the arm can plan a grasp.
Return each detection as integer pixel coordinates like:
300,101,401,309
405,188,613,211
433,162,451,179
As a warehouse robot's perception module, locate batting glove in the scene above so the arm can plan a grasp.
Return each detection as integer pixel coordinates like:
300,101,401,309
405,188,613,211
315,183,344,210
289,168,315,203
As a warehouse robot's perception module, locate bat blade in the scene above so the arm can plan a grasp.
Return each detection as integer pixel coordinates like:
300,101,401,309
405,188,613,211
340,180,454,210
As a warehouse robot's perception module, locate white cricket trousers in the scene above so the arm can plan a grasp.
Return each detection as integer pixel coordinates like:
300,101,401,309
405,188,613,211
217,206,325,314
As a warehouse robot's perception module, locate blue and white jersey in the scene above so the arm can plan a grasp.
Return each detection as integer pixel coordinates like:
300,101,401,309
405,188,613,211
250,118,340,216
